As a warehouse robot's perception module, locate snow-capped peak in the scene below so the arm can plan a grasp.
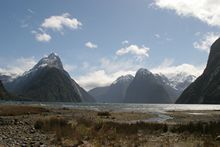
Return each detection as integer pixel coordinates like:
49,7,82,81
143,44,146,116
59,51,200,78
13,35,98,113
162,72,196,90
33,52,63,70
22,53,64,76
168,72,196,83
112,74,134,85
136,68,153,77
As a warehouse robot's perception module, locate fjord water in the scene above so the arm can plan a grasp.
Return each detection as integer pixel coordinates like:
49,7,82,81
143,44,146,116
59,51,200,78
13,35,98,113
2,101,220,113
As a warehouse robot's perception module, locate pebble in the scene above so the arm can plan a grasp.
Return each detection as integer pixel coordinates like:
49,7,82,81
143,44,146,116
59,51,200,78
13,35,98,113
0,117,49,146
216,135,220,141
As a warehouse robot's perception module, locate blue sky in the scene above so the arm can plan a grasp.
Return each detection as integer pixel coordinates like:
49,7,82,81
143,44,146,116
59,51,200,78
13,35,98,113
0,0,220,90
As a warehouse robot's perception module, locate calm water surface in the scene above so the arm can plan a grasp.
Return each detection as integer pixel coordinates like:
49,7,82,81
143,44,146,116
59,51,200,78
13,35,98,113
1,101,220,113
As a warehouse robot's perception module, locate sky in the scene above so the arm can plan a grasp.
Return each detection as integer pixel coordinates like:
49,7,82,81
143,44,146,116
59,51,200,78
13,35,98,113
0,0,220,90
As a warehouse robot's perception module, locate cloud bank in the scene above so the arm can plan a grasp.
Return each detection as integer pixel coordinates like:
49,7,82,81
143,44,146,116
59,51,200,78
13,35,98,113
153,0,220,27
0,57,36,77
193,32,219,53
151,58,205,78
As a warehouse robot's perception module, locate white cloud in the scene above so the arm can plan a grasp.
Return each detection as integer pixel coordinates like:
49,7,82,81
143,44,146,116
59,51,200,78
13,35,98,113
75,56,205,90
27,9,34,14
32,13,82,42
64,64,77,73
116,44,150,59
0,57,36,77
75,70,135,90
85,42,98,49
153,0,220,27
151,58,205,77
154,34,160,38
122,40,129,45
41,13,82,32
31,30,51,42
99,57,142,73
75,57,143,90
35,32,51,42
193,32,219,53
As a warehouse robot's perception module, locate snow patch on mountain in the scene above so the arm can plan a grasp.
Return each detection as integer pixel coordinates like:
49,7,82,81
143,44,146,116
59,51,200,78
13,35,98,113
23,53,63,76
156,72,196,91
112,74,134,85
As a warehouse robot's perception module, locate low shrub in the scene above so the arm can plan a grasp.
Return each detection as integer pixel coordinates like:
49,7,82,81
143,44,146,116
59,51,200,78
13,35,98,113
97,111,111,117
171,121,220,136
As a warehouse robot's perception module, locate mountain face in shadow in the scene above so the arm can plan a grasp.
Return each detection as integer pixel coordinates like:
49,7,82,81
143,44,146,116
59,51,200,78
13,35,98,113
124,68,171,103
89,75,134,103
0,80,11,99
89,69,194,103
177,38,220,104
5,53,95,102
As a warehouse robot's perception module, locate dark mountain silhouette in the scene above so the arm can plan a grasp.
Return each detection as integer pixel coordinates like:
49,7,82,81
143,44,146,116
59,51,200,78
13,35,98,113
0,80,11,99
124,68,171,103
89,75,134,103
5,53,95,102
177,38,220,104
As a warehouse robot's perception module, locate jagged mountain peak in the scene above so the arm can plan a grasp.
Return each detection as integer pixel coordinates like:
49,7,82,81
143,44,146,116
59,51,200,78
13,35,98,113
168,72,196,83
112,74,134,85
136,68,152,77
5,53,95,103
33,52,63,70
36,53,62,69
177,37,220,104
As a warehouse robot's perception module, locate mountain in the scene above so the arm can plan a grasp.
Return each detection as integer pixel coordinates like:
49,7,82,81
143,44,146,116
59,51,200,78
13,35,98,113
124,68,171,103
89,86,109,102
155,73,196,102
5,53,95,102
89,68,194,104
167,73,196,92
154,73,180,103
89,75,134,103
0,74,13,83
0,80,11,99
177,38,220,104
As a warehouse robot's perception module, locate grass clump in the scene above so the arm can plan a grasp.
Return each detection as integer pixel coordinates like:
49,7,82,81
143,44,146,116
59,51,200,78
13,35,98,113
34,116,73,143
97,111,111,117
94,121,168,134
0,105,48,116
171,121,220,136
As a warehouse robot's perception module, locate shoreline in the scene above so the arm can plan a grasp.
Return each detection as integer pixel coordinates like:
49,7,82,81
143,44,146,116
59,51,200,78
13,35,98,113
0,104,220,146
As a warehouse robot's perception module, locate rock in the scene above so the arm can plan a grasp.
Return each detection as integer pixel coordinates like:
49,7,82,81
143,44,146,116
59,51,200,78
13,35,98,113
177,38,220,104
216,135,220,141
30,129,35,134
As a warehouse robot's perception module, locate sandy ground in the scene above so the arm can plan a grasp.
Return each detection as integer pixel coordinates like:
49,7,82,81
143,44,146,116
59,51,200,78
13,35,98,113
0,104,220,146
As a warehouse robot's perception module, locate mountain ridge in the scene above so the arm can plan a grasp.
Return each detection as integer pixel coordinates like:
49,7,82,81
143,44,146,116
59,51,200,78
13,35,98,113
177,38,220,104
89,74,134,103
5,53,95,102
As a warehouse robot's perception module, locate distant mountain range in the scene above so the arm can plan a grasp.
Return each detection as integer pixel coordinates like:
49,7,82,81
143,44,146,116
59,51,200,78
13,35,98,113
89,75,134,103
124,68,171,103
89,68,195,104
0,80,11,100
0,51,199,104
3,53,95,102
177,38,220,104
0,74,13,83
